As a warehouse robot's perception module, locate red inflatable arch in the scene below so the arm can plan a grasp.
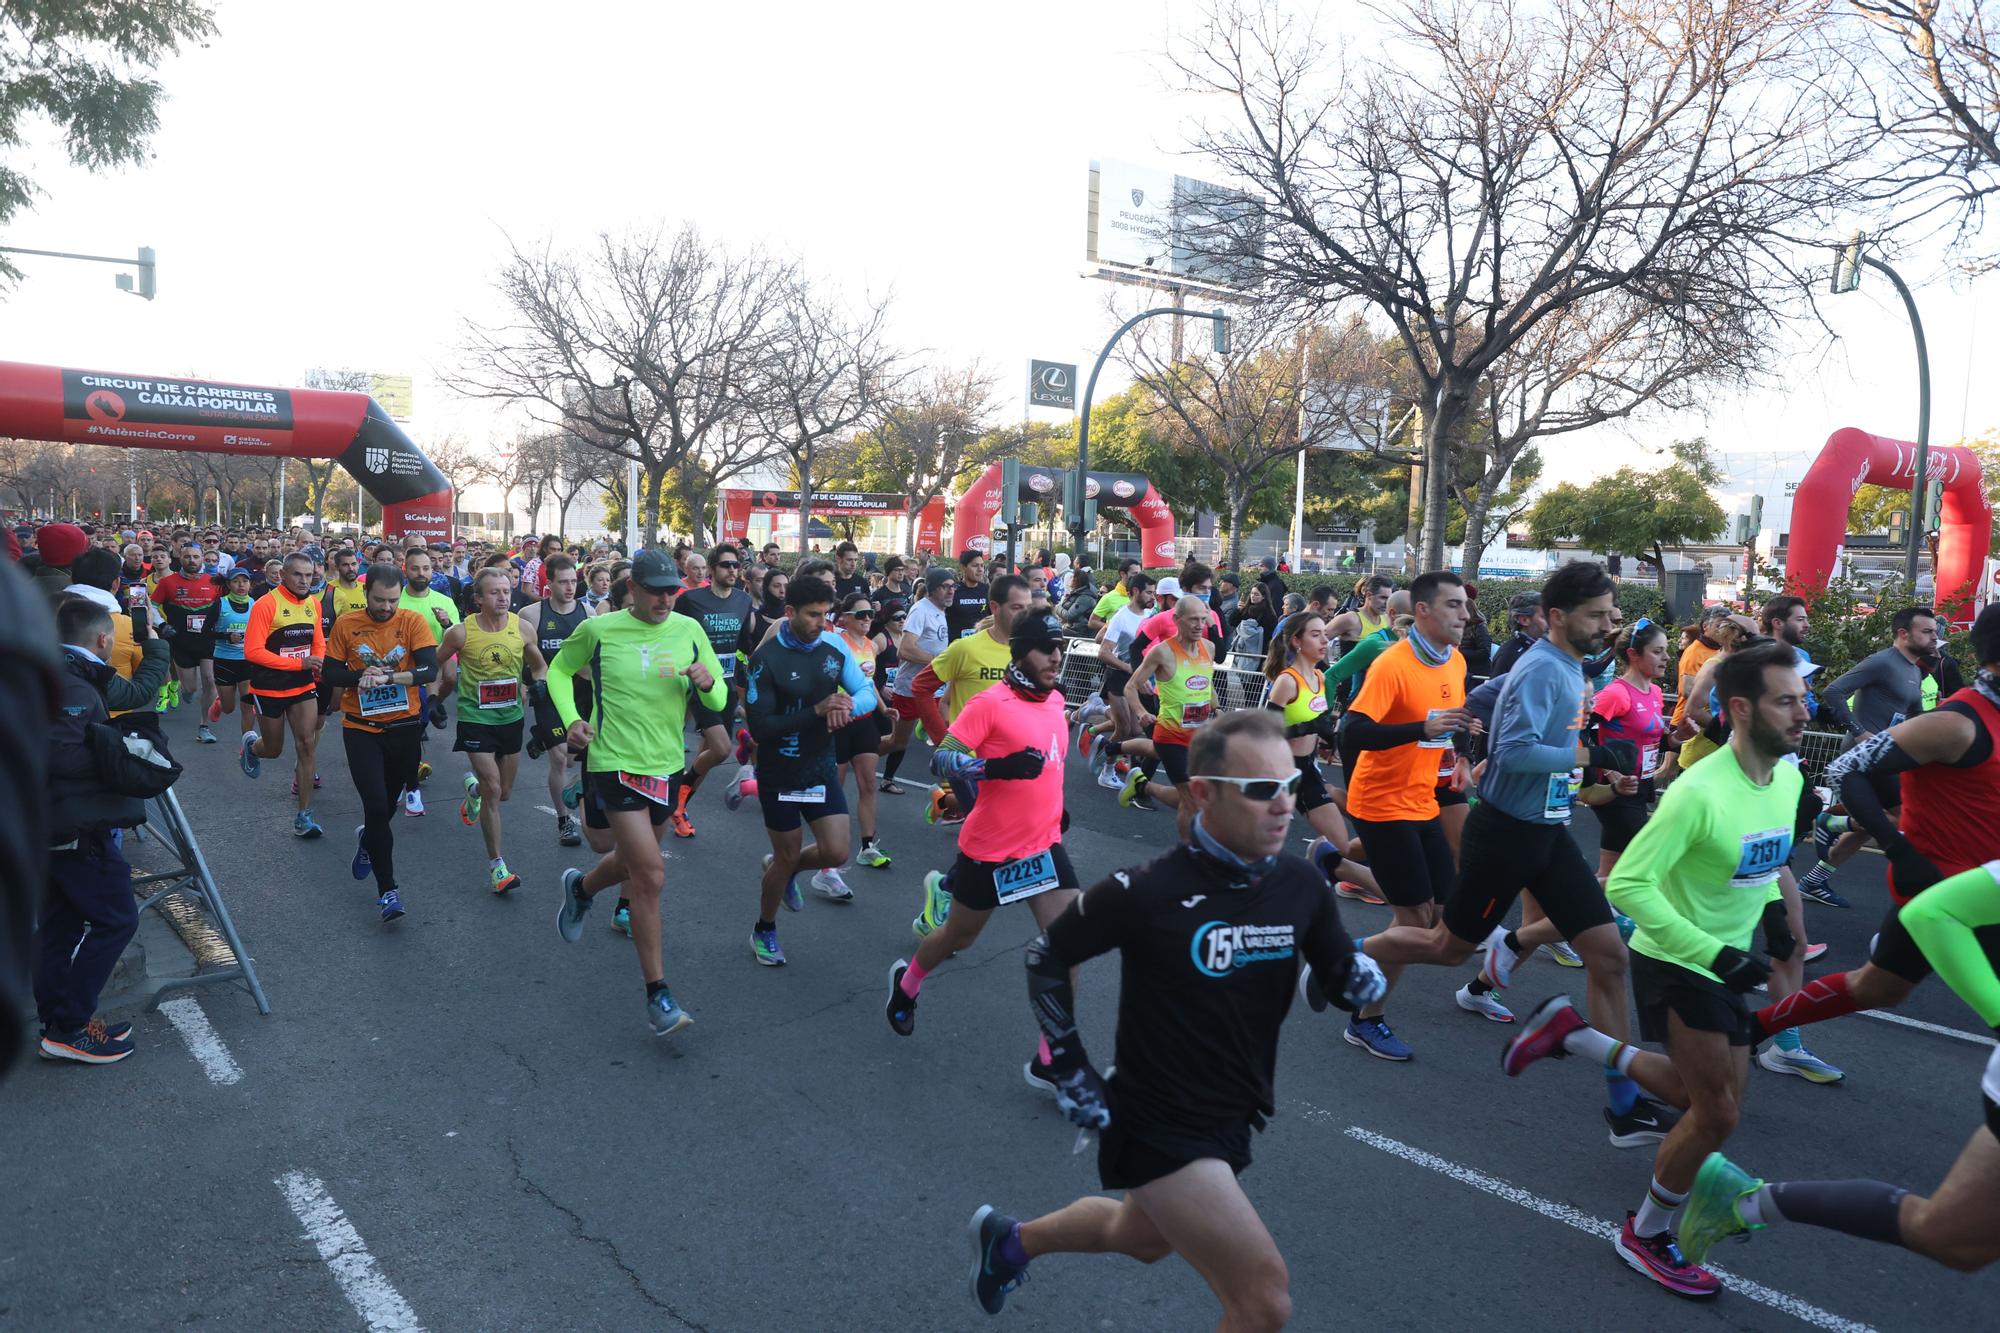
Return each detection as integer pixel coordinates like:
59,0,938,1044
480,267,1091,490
1786,427,1990,622
0,360,454,543
950,462,1178,564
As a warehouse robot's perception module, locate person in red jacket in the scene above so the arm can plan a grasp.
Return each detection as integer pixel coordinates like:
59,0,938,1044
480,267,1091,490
238,552,328,838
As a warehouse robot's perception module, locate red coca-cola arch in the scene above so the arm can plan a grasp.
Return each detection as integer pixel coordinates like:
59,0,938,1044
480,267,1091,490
0,360,453,542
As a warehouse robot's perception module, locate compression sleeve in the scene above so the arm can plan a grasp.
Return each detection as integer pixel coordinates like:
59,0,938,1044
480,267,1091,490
1899,863,2000,1027
1828,732,1917,846
1343,709,1429,750
835,636,879,718
689,630,728,713
931,733,987,781
909,660,948,740
1605,788,1724,968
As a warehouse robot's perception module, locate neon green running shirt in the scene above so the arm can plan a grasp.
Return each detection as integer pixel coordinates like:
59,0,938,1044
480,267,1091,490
547,609,726,778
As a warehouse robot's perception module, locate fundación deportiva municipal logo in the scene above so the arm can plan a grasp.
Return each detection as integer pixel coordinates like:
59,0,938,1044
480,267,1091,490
364,447,389,474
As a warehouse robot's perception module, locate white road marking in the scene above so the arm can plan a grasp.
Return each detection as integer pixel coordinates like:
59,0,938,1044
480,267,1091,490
275,1171,424,1332
1334,1121,1877,1333
534,804,558,816
1858,1008,1997,1046
158,995,243,1086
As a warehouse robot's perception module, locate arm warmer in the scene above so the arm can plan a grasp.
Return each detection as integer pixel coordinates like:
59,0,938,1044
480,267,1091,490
1828,732,1916,846
1343,708,1428,750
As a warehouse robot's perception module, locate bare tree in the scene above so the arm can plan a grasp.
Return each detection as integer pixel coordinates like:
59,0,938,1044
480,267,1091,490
759,278,904,555
548,425,614,535
452,226,794,548
1178,0,1884,569
852,365,1004,555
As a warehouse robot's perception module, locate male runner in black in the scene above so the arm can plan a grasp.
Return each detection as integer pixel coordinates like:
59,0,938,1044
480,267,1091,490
670,541,753,837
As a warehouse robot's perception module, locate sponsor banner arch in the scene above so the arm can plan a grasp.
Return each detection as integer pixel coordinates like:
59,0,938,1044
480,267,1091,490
719,488,945,553
0,360,452,542
951,463,1177,564
1786,426,1990,623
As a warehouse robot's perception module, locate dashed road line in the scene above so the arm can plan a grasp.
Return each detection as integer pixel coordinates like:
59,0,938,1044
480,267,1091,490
275,1171,423,1332
158,995,243,1085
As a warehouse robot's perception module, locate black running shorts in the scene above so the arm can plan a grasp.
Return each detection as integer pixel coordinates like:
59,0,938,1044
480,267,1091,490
756,775,848,833
1594,795,1651,853
212,658,250,689
454,718,523,756
1350,815,1454,908
253,689,313,719
1629,951,1753,1046
1442,802,1614,946
1294,754,1335,814
584,770,672,829
1099,1113,1253,1192
943,844,1079,913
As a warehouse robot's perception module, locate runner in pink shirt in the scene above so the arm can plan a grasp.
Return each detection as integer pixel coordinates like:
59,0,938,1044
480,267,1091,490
885,611,1084,1095
1590,617,1669,878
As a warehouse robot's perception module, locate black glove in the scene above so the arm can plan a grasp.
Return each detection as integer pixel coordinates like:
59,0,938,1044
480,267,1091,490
1588,739,1638,776
426,694,449,729
1060,807,1071,834
1885,836,1943,897
156,620,177,641
982,747,1046,781
1759,899,1797,963
1711,945,1770,994
527,679,568,755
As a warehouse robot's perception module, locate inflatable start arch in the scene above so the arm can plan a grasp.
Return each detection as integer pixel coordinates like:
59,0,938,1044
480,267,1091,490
1786,427,1990,623
951,462,1177,564
0,360,454,543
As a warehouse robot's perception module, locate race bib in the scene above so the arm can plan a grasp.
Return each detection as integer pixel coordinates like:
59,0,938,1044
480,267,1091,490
1438,747,1458,781
1543,768,1583,823
617,772,674,806
1639,744,1659,777
186,614,207,633
358,683,407,717
778,784,827,804
477,678,520,710
993,848,1061,904
714,654,734,680
228,627,246,646
1180,700,1213,726
1418,709,1455,748
1731,827,1791,888
281,645,310,660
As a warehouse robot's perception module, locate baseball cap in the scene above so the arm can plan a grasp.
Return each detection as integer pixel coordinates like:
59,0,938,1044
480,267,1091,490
1156,576,1182,599
630,549,684,591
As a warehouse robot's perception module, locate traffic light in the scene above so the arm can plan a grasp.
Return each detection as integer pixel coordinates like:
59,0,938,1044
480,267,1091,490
1000,457,1020,527
1922,477,1944,532
115,247,157,300
1211,310,1230,355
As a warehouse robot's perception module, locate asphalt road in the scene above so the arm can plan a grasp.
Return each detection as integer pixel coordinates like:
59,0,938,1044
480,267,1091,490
3,710,1996,1331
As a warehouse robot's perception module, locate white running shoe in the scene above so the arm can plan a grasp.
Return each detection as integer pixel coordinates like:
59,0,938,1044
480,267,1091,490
404,788,425,817
811,868,855,902
1757,1042,1845,1084
1455,983,1515,1023
1096,767,1125,790
1540,941,1584,969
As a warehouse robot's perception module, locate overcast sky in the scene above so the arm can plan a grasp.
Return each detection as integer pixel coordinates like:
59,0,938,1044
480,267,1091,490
3,0,1992,503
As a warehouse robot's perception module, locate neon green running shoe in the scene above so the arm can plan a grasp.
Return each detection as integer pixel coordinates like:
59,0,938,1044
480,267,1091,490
911,870,952,940
460,771,482,825
1678,1152,1764,1265
857,842,892,869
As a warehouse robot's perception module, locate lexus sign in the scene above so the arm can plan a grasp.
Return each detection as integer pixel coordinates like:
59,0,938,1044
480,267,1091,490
1028,359,1077,411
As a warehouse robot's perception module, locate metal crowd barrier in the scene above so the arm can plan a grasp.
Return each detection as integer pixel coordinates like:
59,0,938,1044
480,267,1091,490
1057,638,1271,712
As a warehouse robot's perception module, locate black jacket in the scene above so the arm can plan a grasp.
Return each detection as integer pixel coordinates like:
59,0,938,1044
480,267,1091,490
49,648,181,843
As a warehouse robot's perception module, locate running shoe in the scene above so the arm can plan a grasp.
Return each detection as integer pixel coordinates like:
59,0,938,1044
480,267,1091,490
460,772,482,825
1118,768,1149,808
1298,962,1330,1013
206,696,222,724
378,888,405,923
751,925,786,966
557,814,582,847
1810,812,1843,856
1343,1016,1412,1061
287,774,323,794
1798,879,1853,909
417,760,433,783
1501,994,1582,1076
196,724,217,745
885,960,917,1036
1605,1098,1682,1148
238,731,261,779
39,1018,135,1064
1756,1042,1845,1083
812,868,855,902
763,853,803,912
1479,924,1519,989
1095,767,1124,790
1091,736,1115,779
1455,983,1514,1023
738,774,758,797
856,842,892,869
1677,1153,1764,1265
556,868,592,942
612,905,632,937
1803,940,1830,964
491,862,521,895
1613,1213,1719,1297
1614,912,1637,941
670,789,695,838
404,788,425,817
912,870,952,939
1335,881,1386,905
926,785,963,825
351,826,371,881
560,769,585,811
646,989,694,1037
1023,1057,1058,1098
966,1205,1030,1316
1540,940,1584,969
733,726,753,765
165,679,180,709
293,811,323,839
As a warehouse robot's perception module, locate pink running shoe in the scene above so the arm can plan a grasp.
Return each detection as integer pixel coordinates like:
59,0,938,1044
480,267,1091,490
1501,994,1584,1077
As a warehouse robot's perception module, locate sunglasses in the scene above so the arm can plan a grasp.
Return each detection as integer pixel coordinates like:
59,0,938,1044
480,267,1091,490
844,608,875,618
716,561,741,569
1192,771,1303,801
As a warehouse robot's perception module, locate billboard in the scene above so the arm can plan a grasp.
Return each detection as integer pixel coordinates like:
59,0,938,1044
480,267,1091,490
1027,360,1076,410
1087,158,1261,289
369,373,414,422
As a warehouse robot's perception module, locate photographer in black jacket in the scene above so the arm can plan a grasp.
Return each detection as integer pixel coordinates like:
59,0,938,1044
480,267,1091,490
38,597,182,1066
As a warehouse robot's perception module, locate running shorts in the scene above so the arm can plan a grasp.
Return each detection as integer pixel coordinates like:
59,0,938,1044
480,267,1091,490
1349,816,1454,908
943,844,1079,913
1443,803,1613,945
454,718,524,756
584,769,671,829
1595,795,1651,853
1630,951,1752,1046
213,659,250,689
1871,898,2000,985
169,634,214,670
1099,1113,1253,1192
1434,784,1467,810
691,682,741,735
756,775,848,833
891,691,927,723
834,712,887,766
1294,754,1335,814
1153,739,1191,788
253,689,313,718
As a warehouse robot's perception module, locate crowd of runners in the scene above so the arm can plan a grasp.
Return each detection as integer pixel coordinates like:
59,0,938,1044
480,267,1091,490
24,514,2000,1327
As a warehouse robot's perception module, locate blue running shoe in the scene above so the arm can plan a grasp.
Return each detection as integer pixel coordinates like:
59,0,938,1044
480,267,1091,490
1798,879,1853,909
912,869,952,939
967,1205,1030,1316
239,731,261,779
1757,1042,1845,1083
1342,1016,1413,1061
293,810,323,839
886,960,918,1036
763,853,803,913
351,826,371,881
645,989,694,1037
378,889,405,923
1614,912,1637,942
612,905,632,937
556,868,592,942
560,769,584,811
751,926,786,966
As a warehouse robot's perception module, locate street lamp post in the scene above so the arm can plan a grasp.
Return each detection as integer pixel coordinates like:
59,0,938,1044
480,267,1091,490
1069,306,1230,552
1832,236,1930,587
